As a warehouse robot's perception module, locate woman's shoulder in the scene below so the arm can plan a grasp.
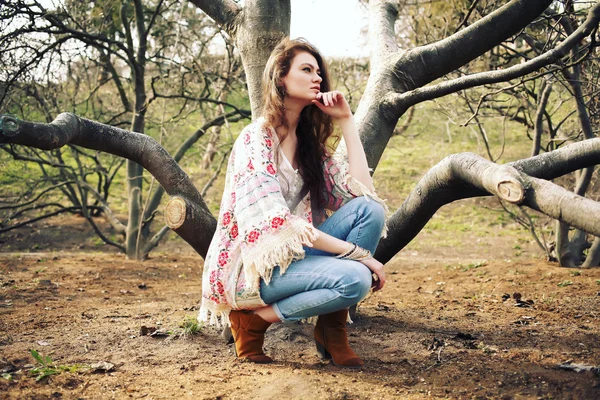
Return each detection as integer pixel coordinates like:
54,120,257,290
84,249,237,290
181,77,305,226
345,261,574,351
237,118,275,144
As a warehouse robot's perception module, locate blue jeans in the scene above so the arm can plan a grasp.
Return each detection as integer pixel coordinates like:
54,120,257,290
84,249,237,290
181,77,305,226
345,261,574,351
259,197,385,322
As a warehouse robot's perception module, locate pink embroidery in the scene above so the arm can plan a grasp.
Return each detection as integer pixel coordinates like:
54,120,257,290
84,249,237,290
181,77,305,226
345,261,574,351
271,216,284,229
218,251,229,267
230,224,238,239
247,230,260,243
266,164,276,175
222,212,231,226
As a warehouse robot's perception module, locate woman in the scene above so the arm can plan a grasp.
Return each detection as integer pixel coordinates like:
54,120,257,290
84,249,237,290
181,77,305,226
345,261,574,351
199,37,387,368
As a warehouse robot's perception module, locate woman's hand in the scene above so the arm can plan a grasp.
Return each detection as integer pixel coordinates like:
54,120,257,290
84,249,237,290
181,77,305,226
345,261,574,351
359,257,386,292
312,90,352,120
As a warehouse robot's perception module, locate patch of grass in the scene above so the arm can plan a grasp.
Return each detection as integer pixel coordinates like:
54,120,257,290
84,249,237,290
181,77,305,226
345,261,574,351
179,316,202,336
541,272,553,280
445,260,487,272
170,316,203,339
90,236,105,246
29,349,87,382
477,342,498,354
460,260,487,272
2,372,13,381
541,293,555,304
596,279,600,285
569,270,581,277
557,280,573,288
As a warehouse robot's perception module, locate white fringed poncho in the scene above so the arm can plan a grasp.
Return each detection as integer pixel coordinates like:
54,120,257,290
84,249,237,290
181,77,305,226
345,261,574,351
198,118,386,327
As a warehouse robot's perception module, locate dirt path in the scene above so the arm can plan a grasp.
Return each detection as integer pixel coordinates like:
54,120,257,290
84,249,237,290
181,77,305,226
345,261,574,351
1,245,599,399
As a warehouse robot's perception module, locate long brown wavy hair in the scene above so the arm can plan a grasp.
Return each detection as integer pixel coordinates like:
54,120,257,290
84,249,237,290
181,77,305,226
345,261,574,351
261,37,335,219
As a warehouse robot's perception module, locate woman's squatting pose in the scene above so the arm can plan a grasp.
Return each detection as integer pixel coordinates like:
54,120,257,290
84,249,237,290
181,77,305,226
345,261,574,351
199,37,387,368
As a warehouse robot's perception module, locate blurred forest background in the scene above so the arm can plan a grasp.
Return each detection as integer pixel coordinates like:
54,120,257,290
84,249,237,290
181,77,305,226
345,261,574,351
1,0,599,265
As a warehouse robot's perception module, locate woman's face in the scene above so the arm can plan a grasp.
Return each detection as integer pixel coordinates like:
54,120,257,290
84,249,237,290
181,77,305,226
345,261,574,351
281,51,323,105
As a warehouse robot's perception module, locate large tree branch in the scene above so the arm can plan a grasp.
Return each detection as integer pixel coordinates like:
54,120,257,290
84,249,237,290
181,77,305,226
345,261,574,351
368,0,399,68
0,114,216,258
356,0,558,170
375,138,600,263
141,109,250,225
187,0,242,34
402,0,554,88
385,2,600,109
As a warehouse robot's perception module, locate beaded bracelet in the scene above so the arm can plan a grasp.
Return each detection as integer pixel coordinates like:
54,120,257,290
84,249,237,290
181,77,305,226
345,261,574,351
335,243,372,261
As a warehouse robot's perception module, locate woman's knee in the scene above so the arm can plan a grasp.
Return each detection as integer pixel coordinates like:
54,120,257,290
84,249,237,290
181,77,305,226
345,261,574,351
348,197,385,226
338,261,372,301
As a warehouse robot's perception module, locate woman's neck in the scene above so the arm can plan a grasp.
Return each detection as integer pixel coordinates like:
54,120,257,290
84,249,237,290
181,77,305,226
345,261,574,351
280,98,305,139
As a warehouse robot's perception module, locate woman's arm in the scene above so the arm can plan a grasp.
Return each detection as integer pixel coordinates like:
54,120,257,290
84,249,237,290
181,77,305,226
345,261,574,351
307,228,386,291
313,91,374,191
337,115,374,192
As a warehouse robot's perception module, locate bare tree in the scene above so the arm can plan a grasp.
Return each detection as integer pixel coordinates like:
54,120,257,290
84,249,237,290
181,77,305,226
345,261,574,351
450,3,600,267
1,0,600,269
0,0,249,258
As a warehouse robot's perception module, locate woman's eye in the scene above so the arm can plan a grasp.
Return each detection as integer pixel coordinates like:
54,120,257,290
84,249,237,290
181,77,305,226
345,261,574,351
303,67,311,72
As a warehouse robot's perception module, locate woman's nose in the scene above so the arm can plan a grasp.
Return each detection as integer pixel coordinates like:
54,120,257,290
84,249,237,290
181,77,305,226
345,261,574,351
314,74,322,83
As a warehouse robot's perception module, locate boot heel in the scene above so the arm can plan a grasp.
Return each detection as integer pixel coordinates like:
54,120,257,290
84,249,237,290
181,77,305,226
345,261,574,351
315,341,332,360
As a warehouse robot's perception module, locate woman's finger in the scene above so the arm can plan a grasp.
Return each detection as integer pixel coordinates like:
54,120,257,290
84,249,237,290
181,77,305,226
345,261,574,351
374,268,385,291
332,91,341,103
311,99,327,112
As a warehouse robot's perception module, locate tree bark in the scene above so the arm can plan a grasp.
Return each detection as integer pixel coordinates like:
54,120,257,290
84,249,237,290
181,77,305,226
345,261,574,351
531,80,552,157
234,0,291,117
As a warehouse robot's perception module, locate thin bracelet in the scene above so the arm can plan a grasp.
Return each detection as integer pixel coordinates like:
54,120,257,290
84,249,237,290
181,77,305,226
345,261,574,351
335,243,356,259
335,243,372,261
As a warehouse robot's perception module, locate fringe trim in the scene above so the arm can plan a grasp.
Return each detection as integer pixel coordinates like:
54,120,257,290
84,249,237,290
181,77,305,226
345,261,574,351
245,222,319,285
198,302,232,328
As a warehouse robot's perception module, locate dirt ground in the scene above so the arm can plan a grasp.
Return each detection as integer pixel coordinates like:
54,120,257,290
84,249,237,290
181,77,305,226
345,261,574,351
1,214,599,399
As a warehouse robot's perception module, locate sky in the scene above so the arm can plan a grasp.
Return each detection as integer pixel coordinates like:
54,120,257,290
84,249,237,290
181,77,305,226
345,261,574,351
290,0,369,58
33,0,370,58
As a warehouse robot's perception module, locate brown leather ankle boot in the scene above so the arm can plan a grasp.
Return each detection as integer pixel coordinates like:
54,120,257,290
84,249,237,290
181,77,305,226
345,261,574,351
314,308,364,368
229,310,273,363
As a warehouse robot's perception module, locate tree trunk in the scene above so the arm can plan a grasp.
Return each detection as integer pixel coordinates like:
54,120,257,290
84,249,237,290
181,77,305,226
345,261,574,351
235,0,291,117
